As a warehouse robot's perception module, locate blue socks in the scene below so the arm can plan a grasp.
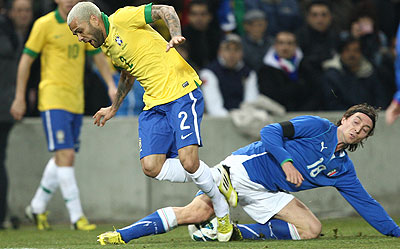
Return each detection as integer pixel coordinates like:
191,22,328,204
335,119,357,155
117,207,177,243
237,219,300,240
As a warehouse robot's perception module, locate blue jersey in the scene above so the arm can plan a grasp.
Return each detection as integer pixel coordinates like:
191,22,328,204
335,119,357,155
233,116,400,237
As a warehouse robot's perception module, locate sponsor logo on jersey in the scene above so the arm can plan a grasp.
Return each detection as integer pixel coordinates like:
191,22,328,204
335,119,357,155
320,141,328,152
182,81,189,88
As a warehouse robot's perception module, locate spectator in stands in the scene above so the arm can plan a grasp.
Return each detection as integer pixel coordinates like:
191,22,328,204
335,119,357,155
386,24,400,125
0,0,33,229
258,31,314,112
241,9,272,72
322,36,387,110
299,0,354,32
183,0,223,69
200,34,258,117
341,13,388,67
296,0,338,73
245,0,302,36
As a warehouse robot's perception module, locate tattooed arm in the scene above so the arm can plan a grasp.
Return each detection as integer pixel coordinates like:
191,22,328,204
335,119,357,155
112,70,135,111
93,70,135,127
151,5,186,51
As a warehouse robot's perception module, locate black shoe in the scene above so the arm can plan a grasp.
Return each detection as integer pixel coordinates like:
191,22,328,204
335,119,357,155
10,216,20,230
230,224,243,241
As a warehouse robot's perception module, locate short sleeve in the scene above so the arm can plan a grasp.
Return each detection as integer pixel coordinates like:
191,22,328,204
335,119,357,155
23,19,47,58
112,4,151,29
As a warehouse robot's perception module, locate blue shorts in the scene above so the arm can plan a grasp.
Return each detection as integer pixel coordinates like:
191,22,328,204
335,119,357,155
40,109,83,152
138,88,204,159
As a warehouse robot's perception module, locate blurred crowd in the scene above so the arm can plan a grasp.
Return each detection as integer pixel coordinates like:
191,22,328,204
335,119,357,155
2,0,400,117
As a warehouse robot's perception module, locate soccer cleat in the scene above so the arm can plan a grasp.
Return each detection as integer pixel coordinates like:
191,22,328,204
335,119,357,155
216,164,238,207
72,216,97,231
230,224,243,241
97,230,126,245
25,205,51,230
217,213,233,242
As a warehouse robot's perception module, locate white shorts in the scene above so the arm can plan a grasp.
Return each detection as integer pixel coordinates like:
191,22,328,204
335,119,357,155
222,155,294,224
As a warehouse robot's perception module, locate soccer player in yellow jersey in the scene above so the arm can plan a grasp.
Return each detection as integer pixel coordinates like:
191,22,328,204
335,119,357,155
67,2,235,243
9,0,117,231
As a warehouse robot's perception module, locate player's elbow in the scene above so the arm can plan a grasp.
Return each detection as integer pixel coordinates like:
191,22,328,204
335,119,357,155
161,5,175,14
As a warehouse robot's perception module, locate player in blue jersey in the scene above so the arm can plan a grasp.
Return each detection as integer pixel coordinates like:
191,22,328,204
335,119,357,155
96,103,399,244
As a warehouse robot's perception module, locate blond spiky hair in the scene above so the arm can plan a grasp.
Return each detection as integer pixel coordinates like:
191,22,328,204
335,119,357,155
67,1,101,25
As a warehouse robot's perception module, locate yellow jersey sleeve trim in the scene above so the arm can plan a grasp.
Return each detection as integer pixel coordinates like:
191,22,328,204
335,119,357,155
144,3,153,24
86,48,102,56
23,47,39,58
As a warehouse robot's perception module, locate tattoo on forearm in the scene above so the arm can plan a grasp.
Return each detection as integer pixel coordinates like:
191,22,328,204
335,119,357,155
112,74,134,110
152,5,182,37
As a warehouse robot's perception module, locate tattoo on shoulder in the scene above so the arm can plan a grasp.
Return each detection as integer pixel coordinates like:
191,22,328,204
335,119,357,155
151,5,181,37
151,5,162,22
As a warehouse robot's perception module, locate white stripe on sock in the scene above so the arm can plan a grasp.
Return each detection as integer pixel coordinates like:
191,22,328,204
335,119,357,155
120,221,152,231
288,223,301,240
157,207,177,232
236,224,260,238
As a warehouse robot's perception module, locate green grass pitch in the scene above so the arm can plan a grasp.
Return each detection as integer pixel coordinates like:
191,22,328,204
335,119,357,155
0,217,399,248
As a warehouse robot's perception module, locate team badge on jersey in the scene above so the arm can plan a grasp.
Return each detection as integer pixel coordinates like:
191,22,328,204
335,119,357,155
56,130,65,144
115,36,123,46
327,169,337,177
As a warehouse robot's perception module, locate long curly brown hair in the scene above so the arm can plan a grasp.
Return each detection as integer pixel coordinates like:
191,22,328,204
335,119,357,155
335,103,379,152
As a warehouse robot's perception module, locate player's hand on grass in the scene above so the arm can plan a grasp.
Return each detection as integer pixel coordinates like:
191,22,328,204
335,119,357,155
281,161,304,187
93,106,117,127
166,36,186,52
10,98,26,121
385,100,400,125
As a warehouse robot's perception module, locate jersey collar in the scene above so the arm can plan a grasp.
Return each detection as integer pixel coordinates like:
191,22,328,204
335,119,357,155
101,12,109,37
55,8,65,23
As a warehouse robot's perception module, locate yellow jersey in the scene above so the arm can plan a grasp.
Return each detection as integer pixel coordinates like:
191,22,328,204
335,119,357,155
101,4,201,110
24,8,101,114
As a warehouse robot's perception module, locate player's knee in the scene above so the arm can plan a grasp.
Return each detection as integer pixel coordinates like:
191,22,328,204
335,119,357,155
300,219,322,239
179,157,199,174
55,149,75,166
141,159,162,178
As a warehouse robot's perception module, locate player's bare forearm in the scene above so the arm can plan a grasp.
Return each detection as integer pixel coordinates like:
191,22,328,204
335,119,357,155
151,5,182,37
112,70,134,110
15,54,35,100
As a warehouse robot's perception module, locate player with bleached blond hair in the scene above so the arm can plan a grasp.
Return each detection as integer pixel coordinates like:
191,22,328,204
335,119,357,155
67,1,235,242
